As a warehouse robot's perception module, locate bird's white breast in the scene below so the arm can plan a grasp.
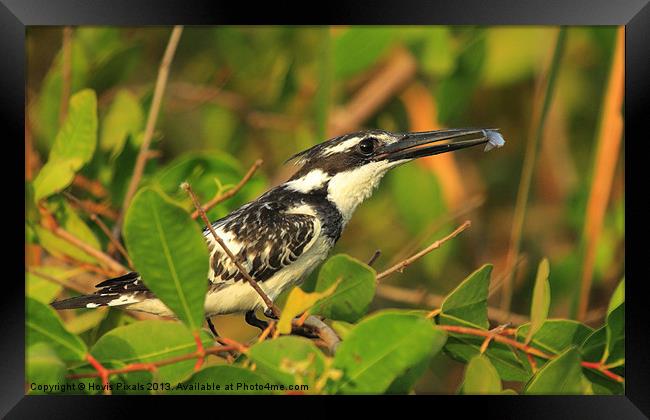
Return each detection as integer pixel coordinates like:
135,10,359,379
203,206,331,316
203,234,332,316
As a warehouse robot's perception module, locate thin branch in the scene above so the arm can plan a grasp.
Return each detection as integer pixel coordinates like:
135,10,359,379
367,250,381,267
59,26,73,124
191,159,263,220
25,106,39,181
581,361,624,383
386,195,484,268
27,267,94,295
55,255,117,278
376,220,471,281
68,344,242,394
50,227,127,275
115,25,183,236
40,207,128,275
182,182,280,318
64,192,134,269
77,200,119,221
257,320,276,342
436,324,624,384
296,316,341,356
480,323,511,354
72,175,109,199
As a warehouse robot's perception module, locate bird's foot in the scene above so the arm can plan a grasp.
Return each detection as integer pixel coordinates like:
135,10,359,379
263,307,279,320
245,310,269,331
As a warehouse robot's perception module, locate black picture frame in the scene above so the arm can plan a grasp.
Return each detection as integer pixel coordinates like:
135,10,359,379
4,0,648,417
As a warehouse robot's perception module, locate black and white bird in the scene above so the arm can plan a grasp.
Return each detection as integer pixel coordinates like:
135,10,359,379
52,128,505,328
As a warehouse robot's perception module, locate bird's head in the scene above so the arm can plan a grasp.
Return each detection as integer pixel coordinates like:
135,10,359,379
284,128,505,221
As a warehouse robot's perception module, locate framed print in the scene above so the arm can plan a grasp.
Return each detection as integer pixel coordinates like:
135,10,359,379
3,0,649,417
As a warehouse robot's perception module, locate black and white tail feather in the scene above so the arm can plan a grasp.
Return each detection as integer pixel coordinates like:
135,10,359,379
51,271,150,310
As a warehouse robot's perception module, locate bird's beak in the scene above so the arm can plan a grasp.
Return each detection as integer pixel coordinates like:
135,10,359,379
376,128,505,161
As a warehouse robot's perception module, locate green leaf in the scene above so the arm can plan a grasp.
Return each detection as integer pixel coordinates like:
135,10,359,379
524,347,584,394
26,342,67,394
53,198,101,249
580,325,607,363
602,302,624,366
33,159,82,203
385,354,431,395
173,365,272,394
31,39,89,148
90,320,212,385
33,89,98,201
34,200,101,264
26,269,63,304
330,320,354,341
75,27,122,62
583,368,624,395
123,188,210,331
443,335,531,382
607,278,624,316
34,226,95,264
65,308,109,335
100,89,143,157
333,28,394,79
462,354,502,394
88,45,141,93
332,311,446,394
247,336,327,387
309,254,376,323
440,264,492,330
517,319,593,356
526,259,551,344
26,297,87,362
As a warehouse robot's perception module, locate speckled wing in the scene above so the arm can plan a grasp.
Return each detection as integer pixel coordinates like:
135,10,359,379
205,201,319,285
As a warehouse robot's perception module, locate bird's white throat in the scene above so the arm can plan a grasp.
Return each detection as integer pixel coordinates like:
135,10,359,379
285,161,402,223
326,162,394,222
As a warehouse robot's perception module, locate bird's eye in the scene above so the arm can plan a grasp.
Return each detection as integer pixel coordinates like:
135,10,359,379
357,138,376,156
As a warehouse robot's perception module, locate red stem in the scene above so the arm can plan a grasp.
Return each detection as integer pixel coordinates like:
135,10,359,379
68,344,242,382
437,324,624,383
193,332,206,372
86,353,111,395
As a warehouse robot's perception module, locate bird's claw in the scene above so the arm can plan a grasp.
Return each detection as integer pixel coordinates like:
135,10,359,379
263,307,279,320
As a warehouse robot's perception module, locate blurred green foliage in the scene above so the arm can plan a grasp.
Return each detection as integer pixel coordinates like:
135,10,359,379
26,26,624,394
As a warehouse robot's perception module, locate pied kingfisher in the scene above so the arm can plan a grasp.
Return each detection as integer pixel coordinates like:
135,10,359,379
52,128,505,328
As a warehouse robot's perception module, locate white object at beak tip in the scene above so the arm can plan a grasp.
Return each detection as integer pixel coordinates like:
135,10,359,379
484,130,505,152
